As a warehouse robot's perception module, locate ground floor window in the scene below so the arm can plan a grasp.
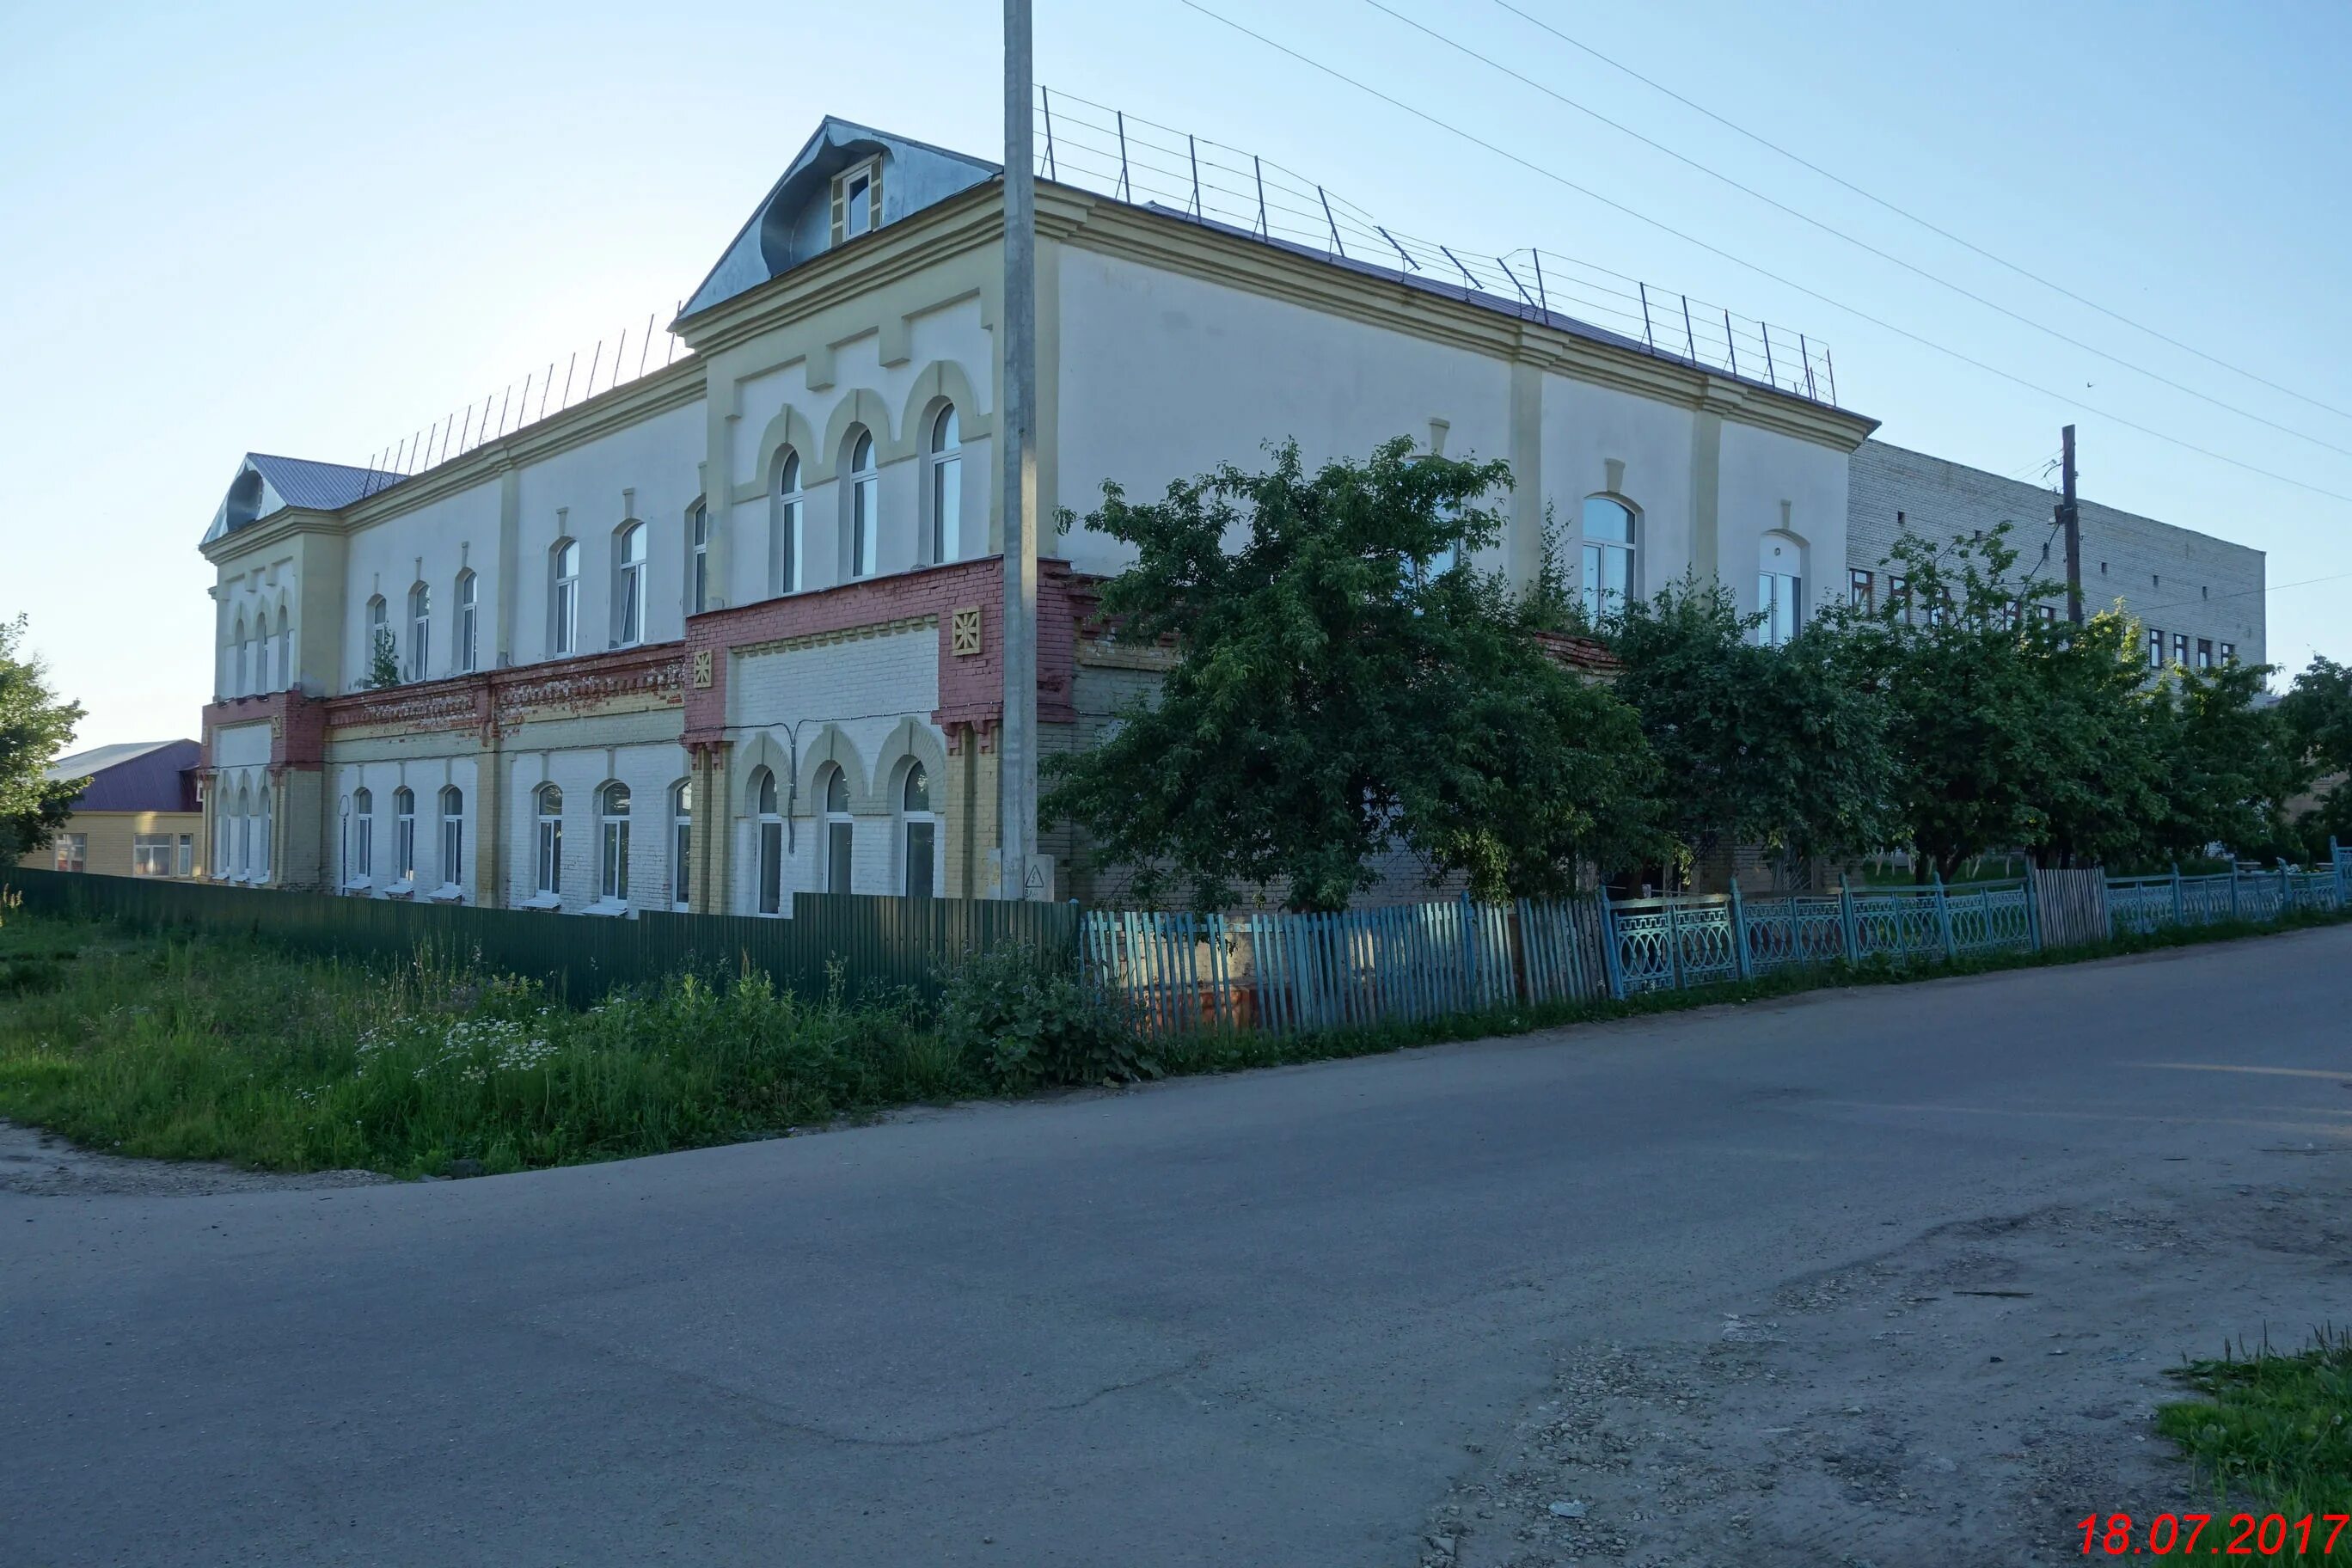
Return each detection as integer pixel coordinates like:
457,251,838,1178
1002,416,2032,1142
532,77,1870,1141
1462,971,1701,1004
598,782,631,903
176,834,194,878
133,834,175,877
54,833,87,873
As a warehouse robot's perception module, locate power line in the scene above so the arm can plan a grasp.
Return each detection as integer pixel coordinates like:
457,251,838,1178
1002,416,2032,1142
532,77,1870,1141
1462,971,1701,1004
1176,0,2352,510
1485,0,2352,429
1357,0,2352,463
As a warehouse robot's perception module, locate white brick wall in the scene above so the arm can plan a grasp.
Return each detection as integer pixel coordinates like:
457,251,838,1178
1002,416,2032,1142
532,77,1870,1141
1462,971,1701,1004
328,755,482,897
1847,440,2264,665
505,744,691,915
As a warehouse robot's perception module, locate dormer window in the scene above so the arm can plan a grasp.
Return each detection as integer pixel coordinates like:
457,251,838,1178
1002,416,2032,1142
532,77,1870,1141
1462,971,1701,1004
831,158,882,245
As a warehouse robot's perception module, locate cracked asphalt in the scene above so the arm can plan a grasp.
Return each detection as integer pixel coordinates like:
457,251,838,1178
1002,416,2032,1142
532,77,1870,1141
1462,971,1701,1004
5,926,2349,1567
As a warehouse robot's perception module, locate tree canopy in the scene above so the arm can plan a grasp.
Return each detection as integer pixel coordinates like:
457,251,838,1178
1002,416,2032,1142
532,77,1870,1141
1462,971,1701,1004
1044,438,1663,910
0,616,85,863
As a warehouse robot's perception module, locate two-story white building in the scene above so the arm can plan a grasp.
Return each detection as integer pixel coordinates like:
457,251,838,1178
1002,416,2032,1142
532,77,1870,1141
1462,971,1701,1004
196,115,1877,914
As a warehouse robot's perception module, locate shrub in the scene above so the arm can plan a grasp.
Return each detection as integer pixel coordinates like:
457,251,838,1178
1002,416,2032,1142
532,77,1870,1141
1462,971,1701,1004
939,945,1157,1092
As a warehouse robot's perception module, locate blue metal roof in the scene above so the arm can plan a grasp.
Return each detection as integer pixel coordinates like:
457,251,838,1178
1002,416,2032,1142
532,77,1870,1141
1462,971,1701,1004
203,452,406,544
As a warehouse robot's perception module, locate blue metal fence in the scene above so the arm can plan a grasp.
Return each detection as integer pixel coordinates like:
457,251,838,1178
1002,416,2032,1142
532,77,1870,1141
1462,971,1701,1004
1086,840,2352,1040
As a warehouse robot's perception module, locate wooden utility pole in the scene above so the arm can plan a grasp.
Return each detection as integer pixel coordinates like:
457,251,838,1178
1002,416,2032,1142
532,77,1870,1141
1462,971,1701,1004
2059,423,2082,624
999,0,1040,897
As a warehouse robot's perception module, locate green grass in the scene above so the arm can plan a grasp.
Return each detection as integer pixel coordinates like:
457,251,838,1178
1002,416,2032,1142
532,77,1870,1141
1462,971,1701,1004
2157,1328,2352,1564
0,892,2346,1179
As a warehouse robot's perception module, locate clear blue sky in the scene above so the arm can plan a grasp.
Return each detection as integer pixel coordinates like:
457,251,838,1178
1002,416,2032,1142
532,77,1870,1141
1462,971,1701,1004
6,0,2347,748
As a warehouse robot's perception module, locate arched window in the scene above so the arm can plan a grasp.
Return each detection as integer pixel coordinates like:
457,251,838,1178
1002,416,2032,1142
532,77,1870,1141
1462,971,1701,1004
234,782,252,879
365,595,389,683
597,782,632,902
392,786,417,885
615,522,646,646
1580,496,1637,621
688,502,709,616
822,764,854,894
407,583,432,682
255,783,272,882
1756,532,1805,647
551,538,579,656
773,450,803,595
438,786,464,891
275,603,292,690
215,796,230,881
533,783,563,897
927,405,961,565
231,614,248,696
899,761,936,899
751,766,783,916
669,780,693,912
846,430,878,579
254,616,272,693
351,787,375,885
454,571,478,674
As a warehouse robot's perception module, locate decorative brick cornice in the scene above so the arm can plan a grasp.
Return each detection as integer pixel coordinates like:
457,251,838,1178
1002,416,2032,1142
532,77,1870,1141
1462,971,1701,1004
322,642,688,743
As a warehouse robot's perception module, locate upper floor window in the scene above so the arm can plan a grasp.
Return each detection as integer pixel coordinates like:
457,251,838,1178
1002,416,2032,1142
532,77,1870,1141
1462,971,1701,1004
597,781,631,903
1580,497,1636,621
454,570,478,673
2196,638,2214,671
615,522,646,647
254,616,272,693
774,450,804,595
832,158,881,244
1848,569,1873,609
365,594,390,679
231,614,250,695
1756,533,1804,647
275,604,292,689
551,538,579,656
689,502,709,616
407,583,432,682
2172,632,2189,665
847,430,879,579
928,406,962,565
438,786,465,891
2220,641,2237,664
752,766,783,916
2146,628,2164,668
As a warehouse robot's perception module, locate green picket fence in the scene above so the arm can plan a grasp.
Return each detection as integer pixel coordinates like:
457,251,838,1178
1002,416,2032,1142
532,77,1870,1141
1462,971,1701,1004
0,868,1076,1007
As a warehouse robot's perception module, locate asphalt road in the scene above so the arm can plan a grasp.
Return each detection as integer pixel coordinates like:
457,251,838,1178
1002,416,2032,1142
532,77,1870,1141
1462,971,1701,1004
7,928,2350,1567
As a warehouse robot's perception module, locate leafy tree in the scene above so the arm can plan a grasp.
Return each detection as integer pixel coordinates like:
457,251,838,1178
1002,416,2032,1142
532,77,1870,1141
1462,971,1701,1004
1600,574,1897,879
0,616,86,863
2279,657,2352,853
1828,525,2162,877
1044,438,1663,910
2141,659,2309,866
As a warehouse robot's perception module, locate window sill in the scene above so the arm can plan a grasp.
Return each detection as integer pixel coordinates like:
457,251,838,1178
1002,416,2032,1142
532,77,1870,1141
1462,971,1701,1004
584,898,633,918
426,884,465,903
341,879,372,895
383,880,416,899
519,892,562,911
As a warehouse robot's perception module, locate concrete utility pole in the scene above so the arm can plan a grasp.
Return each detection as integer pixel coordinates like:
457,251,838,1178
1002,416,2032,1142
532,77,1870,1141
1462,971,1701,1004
2058,423,2083,625
999,0,1041,897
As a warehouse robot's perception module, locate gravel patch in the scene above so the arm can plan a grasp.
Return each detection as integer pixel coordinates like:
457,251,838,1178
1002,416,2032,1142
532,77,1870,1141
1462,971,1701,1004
0,1118,387,1197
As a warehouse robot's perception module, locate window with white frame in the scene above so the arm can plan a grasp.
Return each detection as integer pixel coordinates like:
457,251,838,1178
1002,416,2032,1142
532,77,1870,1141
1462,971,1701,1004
689,502,709,616
847,431,879,578
276,604,292,689
1756,534,1804,647
439,786,464,891
232,614,249,695
392,787,417,886
774,450,803,594
597,781,631,903
455,570,478,673
823,765,854,894
235,783,252,878
133,834,174,877
407,583,432,682
615,522,646,646
254,616,272,692
364,595,389,683
216,805,230,881
53,832,85,873
831,158,881,244
899,762,936,899
927,406,961,565
351,787,374,885
551,539,579,656
752,768,783,916
670,780,692,911
256,786,272,882
533,783,563,897
176,833,193,878
1580,496,1636,621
